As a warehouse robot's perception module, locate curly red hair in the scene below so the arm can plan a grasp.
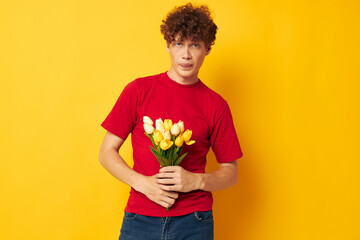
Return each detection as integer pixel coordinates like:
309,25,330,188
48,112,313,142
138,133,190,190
160,3,218,49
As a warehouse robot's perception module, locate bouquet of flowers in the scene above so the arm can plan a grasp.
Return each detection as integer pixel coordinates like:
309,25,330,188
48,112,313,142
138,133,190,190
143,116,195,167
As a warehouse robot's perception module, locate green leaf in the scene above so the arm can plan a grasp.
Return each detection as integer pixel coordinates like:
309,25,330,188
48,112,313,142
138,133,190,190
149,145,158,155
159,155,171,166
178,145,183,155
174,152,188,166
150,146,165,167
167,145,175,165
145,133,156,147
172,147,180,164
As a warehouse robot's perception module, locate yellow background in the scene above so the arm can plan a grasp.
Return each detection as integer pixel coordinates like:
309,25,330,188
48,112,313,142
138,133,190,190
1,0,359,239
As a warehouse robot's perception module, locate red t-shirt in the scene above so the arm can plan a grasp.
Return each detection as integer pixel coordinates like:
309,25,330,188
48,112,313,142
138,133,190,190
101,72,243,217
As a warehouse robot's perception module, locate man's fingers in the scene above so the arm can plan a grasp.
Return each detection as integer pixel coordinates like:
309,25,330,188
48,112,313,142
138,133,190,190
159,166,181,173
165,190,179,199
160,184,178,192
158,188,178,199
156,173,174,179
158,194,178,208
157,177,177,185
160,198,174,208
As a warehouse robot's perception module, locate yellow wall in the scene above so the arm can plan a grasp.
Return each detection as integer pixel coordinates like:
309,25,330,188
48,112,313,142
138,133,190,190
1,0,359,239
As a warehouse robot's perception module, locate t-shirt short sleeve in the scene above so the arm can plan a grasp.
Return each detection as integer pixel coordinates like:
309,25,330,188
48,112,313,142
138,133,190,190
101,81,138,140
210,103,243,163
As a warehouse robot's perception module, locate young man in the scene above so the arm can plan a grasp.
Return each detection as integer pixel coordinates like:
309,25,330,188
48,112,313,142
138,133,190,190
99,3,243,239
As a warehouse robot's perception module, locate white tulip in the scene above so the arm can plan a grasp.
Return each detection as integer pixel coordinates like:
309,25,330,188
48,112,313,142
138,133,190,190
178,120,184,133
162,129,171,140
156,118,165,132
143,116,153,125
170,123,180,136
144,124,154,134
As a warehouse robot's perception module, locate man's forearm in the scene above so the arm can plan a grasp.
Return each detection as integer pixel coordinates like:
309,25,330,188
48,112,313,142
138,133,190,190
99,146,179,208
99,147,144,191
196,161,238,192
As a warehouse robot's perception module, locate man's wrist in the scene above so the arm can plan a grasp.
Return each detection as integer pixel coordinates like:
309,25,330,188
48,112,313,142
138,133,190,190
130,172,146,193
195,173,206,191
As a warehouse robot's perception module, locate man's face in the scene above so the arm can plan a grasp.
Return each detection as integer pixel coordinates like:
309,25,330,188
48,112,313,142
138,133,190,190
167,35,210,83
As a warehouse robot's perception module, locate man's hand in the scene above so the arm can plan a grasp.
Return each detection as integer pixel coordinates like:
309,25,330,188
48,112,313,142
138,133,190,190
156,166,202,193
99,132,179,209
136,175,179,209
156,161,238,193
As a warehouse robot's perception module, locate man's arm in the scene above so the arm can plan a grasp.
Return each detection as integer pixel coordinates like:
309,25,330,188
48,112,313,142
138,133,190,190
156,161,238,193
99,131,178,208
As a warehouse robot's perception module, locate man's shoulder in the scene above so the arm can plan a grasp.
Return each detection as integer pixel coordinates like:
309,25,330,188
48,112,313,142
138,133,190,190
133,72,164,84
123,72,164,91
199,81,228,108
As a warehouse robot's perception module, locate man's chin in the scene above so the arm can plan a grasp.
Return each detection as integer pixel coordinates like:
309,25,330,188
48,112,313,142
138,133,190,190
177,69,196,78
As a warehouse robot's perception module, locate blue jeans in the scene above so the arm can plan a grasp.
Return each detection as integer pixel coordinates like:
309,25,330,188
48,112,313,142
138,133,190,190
119,211,214,240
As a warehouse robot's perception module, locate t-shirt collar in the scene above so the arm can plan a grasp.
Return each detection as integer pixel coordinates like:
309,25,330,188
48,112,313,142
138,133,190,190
161,72,203,88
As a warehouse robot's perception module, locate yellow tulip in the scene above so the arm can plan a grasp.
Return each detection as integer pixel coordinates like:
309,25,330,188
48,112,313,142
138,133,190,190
164,119,173,131
183,129,192,142
153,130,163,145
185,140,196,145
175,135,184,147
160,139,173,150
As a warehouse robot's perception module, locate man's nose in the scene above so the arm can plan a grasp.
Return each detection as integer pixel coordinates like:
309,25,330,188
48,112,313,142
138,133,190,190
182,46,192,59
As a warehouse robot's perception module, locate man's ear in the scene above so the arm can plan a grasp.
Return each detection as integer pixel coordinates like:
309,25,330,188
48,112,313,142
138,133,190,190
166,43,170,53
206,47,211,56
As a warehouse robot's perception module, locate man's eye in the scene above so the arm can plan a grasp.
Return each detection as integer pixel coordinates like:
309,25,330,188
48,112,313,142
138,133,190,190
176,42,182,46
193,44,199,47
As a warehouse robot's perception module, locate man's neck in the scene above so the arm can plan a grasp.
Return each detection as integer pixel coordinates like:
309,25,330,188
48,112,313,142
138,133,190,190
167,69,199,85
